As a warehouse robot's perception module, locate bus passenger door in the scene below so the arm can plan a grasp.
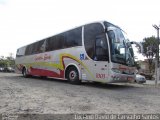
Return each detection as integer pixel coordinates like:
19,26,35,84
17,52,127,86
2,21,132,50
81,34,109,82
93,34,109,82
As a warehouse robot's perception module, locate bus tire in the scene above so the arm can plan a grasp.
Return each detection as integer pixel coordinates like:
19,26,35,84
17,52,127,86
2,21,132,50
66,67,81,85
22,68,29,78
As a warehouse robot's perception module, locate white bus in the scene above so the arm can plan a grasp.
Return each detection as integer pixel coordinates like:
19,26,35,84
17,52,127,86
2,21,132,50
15,21,136,84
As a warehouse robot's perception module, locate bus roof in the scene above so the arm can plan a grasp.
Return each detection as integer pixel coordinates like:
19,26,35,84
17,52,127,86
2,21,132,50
17,20,121,49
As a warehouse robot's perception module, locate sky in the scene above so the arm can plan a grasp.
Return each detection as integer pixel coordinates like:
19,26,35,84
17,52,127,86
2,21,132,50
0,0,160,60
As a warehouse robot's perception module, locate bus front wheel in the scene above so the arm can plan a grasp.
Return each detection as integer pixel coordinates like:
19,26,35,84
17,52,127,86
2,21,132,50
66,67,81,85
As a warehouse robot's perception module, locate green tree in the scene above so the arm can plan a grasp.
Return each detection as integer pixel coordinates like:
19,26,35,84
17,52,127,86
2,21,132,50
0,59,7,67
0,53,15,68
6,53,15,67
142,36,157,79
142,36,157,57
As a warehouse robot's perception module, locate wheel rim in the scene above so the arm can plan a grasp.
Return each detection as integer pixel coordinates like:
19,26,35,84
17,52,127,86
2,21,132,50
69,71,77,80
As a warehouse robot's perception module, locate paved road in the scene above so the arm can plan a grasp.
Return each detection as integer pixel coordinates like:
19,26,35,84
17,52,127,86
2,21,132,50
0,72,160,114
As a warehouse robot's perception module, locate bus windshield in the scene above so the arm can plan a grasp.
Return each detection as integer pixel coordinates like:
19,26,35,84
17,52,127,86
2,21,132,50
107,28,135,66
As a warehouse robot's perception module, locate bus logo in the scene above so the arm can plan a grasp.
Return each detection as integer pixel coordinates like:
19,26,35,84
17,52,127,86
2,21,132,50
80,54,85,60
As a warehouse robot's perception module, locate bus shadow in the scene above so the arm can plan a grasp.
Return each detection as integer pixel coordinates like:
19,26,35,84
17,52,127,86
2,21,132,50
82,82,138,90
20,75,69,84
13,75,138,90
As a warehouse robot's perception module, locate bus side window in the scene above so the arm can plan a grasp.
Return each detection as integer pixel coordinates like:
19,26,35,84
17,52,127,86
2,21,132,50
25,44,34,55
65,27,82,48
16,47,26,57
39,40,46,52
32,40,45,54
45,33,66,52
94,34,109,61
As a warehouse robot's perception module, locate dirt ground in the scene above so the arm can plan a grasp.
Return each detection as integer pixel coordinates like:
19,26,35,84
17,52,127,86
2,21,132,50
0,72,160,115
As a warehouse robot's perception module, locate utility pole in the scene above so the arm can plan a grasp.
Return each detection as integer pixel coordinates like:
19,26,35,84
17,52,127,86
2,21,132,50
153,24,159,86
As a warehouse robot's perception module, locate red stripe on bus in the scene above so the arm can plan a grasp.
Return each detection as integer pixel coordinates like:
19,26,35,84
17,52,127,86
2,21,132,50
30,67,64,78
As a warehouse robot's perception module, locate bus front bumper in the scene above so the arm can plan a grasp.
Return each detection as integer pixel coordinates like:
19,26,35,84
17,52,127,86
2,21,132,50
109,73,135,83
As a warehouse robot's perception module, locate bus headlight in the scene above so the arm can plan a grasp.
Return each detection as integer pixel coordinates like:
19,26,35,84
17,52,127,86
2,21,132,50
112,76,120,81
111,68,121,73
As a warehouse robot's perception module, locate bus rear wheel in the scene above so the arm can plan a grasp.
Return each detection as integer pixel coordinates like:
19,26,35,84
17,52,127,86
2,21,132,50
66,67,81,85
22,68,29,78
